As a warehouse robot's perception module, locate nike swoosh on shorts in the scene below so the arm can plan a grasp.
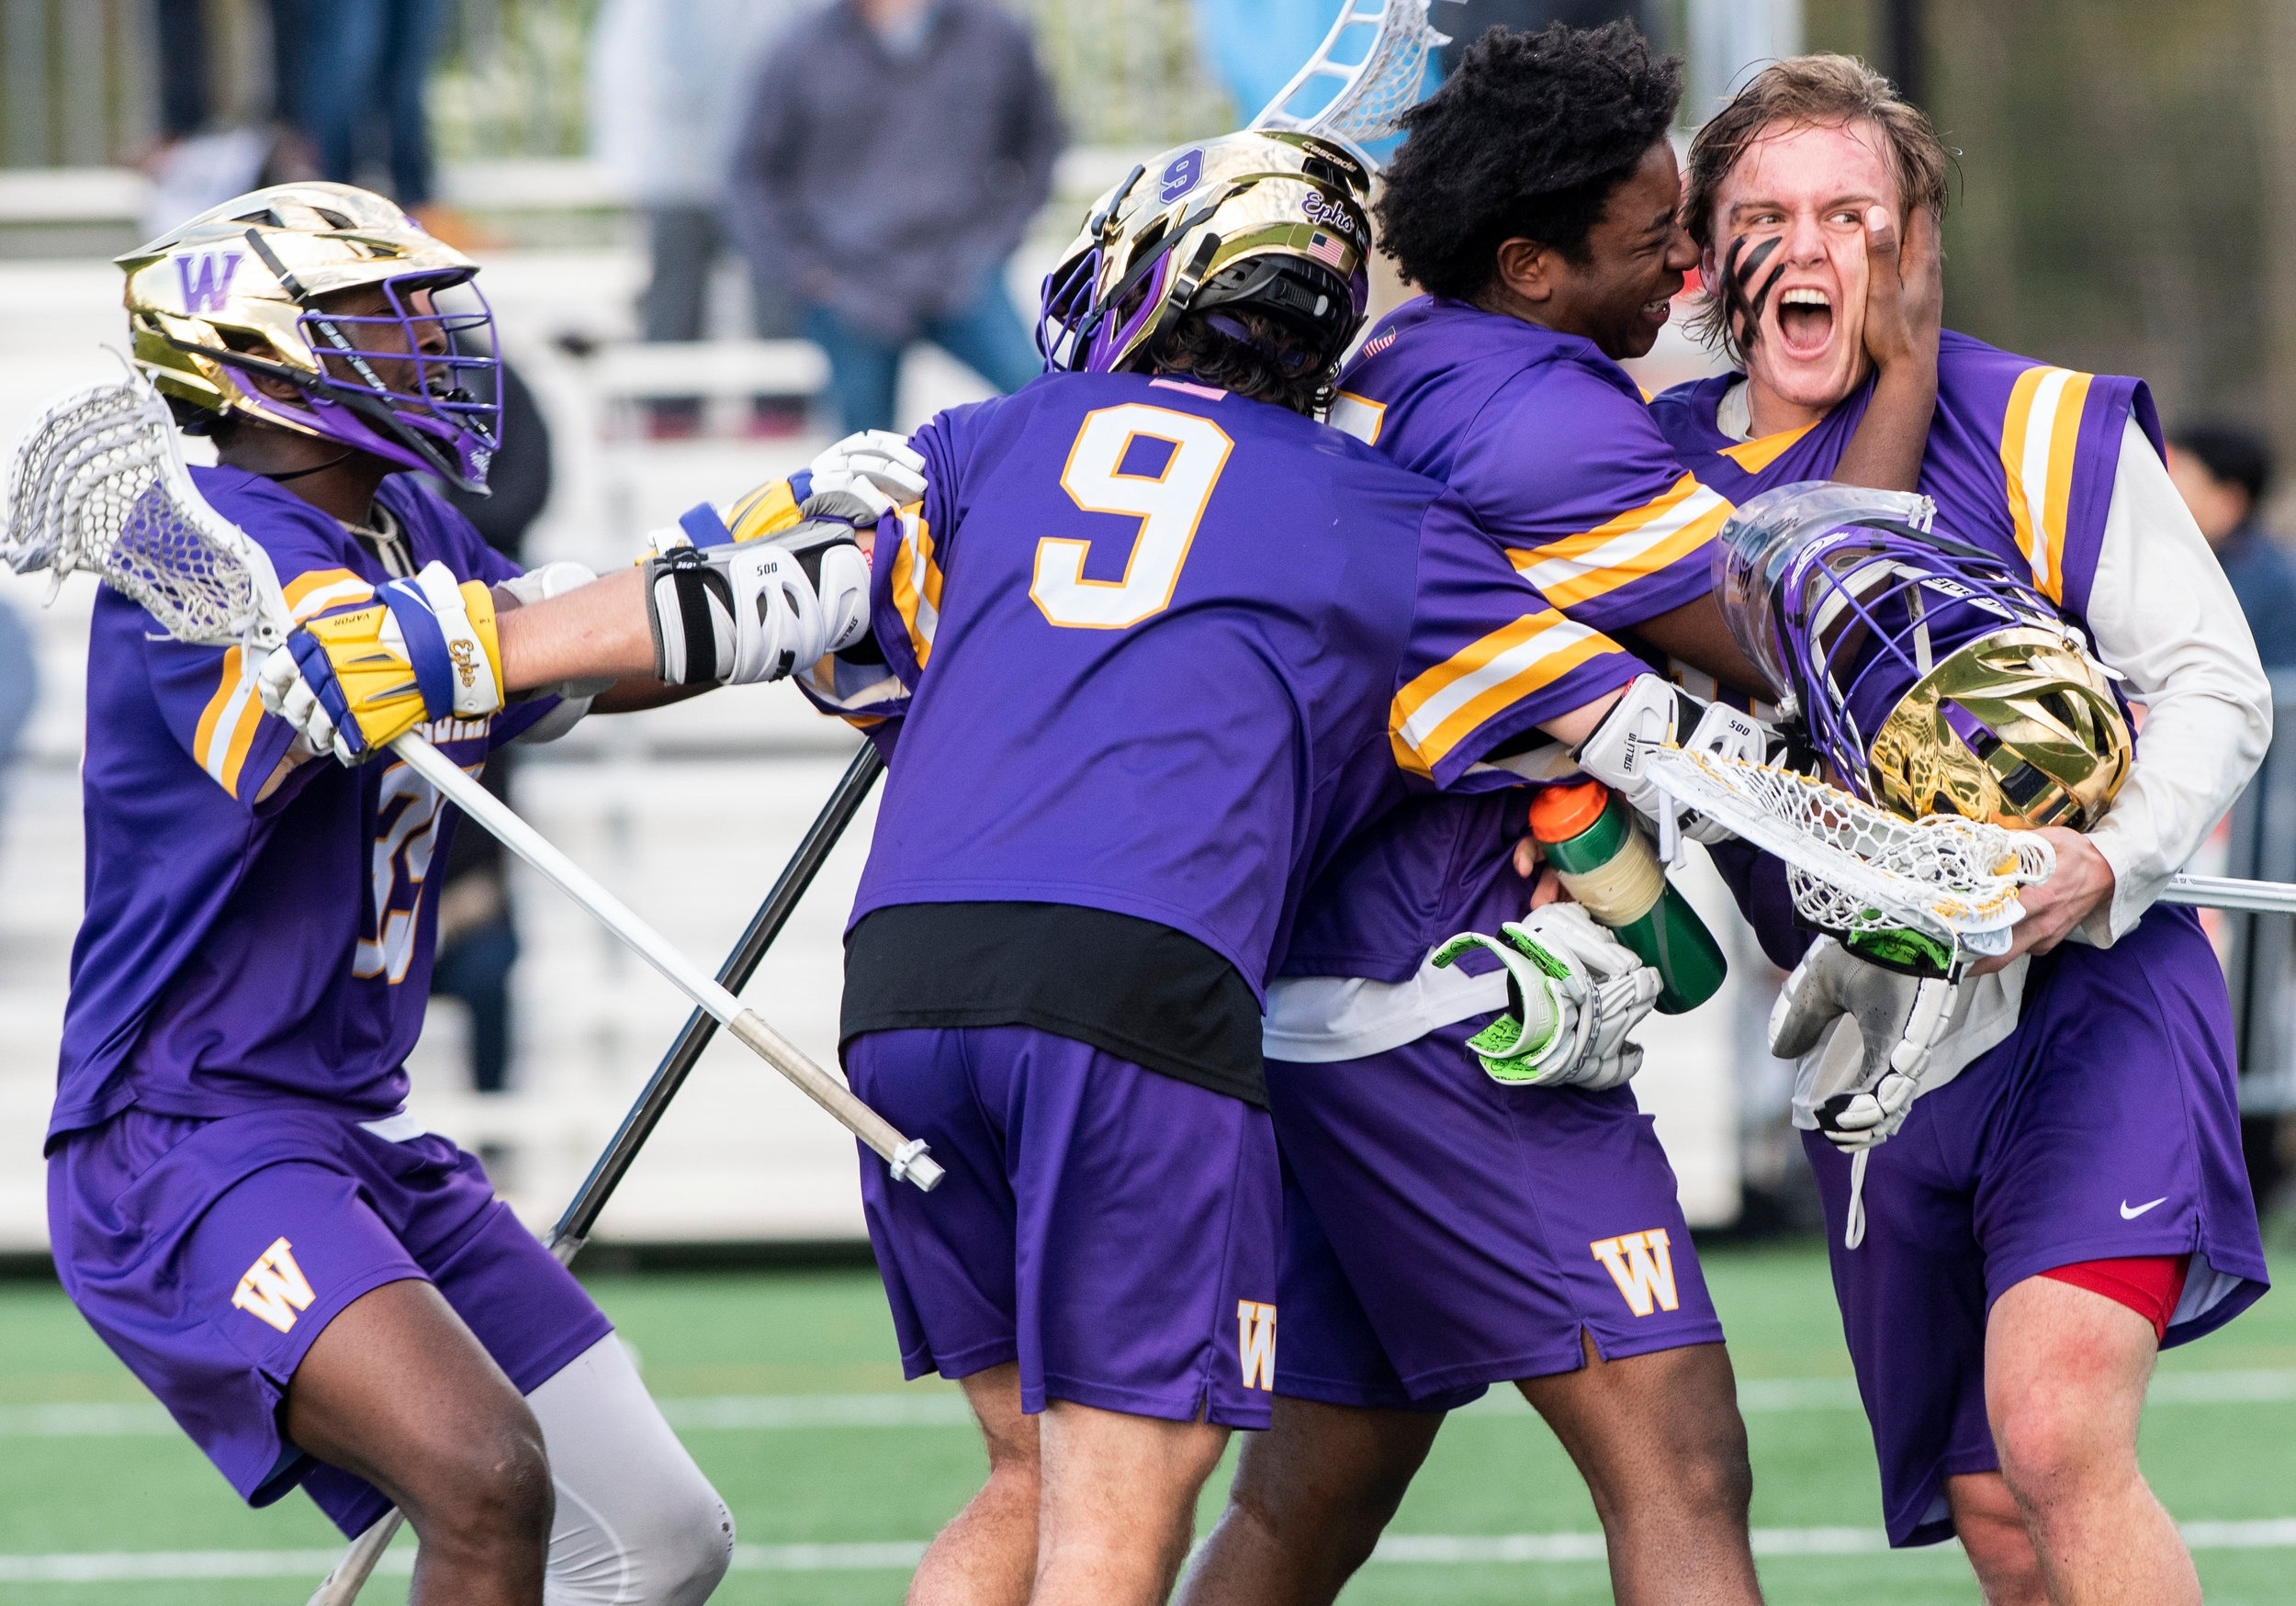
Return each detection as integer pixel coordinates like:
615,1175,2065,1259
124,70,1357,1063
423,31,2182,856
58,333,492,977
2120,1196,2167,1219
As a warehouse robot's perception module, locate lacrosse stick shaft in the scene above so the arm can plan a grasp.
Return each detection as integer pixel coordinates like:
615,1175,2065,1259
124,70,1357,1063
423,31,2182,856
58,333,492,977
2162,872,2296,916
547,743,887,1262
389,735,940,1190
304,1512,401,1606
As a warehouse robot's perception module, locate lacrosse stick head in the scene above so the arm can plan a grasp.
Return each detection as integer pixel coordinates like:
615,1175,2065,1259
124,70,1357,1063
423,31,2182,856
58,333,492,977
1036,132,1371,380
2,370,290,652
1716,481,2130,830
1643,746,2055,959
1249,0,1450,168
119,182,501,494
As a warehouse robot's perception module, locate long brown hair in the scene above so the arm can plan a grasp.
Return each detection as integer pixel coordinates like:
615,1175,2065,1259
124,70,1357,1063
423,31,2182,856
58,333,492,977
1683,54,1953,359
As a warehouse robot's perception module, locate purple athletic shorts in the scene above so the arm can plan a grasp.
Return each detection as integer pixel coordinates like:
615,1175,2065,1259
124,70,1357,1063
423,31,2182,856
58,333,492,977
1805,904,2268,1547
846,1026,1282,1428
49,1106,613,1537
1267,1014,1725,1409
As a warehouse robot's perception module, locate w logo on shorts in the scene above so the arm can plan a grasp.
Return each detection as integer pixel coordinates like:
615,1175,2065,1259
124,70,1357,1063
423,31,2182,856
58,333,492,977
1591,1230,1680,1317
231,1237,317,1334
1236,1300,1277,1390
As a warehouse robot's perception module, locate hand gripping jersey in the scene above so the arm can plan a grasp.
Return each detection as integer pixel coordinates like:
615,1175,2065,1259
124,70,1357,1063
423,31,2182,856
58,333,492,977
52,469,554,1142
1278,298,1734,990
847,370,1640,1002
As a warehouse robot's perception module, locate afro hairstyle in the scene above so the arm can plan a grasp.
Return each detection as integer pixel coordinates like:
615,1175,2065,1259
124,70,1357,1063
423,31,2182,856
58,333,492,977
1376,21,1682,300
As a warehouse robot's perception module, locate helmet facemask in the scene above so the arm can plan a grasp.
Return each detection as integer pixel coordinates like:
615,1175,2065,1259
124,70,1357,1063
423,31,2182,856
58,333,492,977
1716,482,2132,831
122,182,503,492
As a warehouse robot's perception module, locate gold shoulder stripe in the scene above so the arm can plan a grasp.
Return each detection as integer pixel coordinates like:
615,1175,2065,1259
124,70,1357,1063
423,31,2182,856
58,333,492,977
2000,365,2094,602
1509,475,1732,611
1390,610,1615,779
190,646,266,796
886,503,942,668
1717,421,1815,472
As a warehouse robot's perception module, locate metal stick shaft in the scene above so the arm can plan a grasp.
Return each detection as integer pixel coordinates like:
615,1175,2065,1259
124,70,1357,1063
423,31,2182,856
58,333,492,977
547,744,888,1260
388,735,937,1189
304,1511,402,1606
2161,872,2296,916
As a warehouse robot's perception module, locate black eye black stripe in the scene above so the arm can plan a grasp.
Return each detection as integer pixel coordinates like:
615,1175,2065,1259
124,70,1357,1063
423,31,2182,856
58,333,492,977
1722,234,1784,349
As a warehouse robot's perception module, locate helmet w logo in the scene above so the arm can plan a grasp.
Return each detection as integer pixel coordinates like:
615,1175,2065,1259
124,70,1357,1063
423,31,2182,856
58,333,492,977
175,251,243,316
1591,1230,1681,1317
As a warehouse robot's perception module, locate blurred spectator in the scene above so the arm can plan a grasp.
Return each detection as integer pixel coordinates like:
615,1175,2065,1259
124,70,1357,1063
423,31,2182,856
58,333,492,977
140,0,321,241
2169,422,2296,666
729,0,1064,432
429,363,553,1095
591,0,805,437
0,597,35,831
299,0,451,222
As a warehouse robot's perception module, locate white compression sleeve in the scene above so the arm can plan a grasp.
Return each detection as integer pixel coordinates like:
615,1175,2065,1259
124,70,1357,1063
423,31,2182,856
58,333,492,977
2078,420,2274,941
525,1333,735,1606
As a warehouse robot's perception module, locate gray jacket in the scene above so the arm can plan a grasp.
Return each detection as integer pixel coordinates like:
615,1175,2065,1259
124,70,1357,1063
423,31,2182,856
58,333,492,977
727,0,1065,341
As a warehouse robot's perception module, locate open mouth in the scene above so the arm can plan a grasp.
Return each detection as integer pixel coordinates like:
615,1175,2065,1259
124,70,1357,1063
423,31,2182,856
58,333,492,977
1777,286,1834,356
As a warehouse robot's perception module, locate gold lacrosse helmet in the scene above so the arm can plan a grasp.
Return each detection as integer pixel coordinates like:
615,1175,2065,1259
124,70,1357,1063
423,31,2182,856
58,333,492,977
118,181,501,491
1036,130,1373,379
1716,482,2132,831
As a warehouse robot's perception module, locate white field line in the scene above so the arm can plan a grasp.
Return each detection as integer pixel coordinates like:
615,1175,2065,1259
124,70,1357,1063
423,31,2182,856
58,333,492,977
6,1522,2296,1581
5,1370,2291,1439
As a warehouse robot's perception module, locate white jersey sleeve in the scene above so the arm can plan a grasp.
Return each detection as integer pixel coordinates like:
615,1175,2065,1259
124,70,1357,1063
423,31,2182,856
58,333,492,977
2078,419,2273,942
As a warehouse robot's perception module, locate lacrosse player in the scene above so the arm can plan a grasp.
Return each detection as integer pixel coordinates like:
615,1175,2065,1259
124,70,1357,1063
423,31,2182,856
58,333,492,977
1183,27,1939,1606
344,129,1728,1606
51,183,734,1605
1646,58,2271,1603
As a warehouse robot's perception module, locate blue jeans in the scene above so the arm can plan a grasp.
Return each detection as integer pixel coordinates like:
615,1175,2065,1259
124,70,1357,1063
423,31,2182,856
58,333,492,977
0,598,36,823
301,0,443,205
804,276,1043,434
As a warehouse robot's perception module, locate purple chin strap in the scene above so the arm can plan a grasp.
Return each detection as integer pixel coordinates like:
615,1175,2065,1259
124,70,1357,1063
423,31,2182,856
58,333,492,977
1767,519,2060,800
252,269,502,492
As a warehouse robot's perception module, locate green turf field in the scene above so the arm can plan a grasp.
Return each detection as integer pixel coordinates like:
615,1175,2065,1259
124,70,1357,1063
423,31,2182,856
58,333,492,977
0,1240,2288,1604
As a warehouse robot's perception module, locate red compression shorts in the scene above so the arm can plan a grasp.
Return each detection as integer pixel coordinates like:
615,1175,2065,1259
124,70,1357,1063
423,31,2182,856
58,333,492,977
2040,1254,2190,1342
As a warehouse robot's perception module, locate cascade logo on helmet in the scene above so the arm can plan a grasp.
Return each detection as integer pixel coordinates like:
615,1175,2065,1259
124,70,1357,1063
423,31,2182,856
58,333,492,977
1715,481,2132,830
118,181,502,494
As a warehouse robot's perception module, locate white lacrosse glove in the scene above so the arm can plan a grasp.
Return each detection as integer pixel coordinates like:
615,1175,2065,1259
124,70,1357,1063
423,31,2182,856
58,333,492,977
1575,673,1777,844
643,515,871,686
807,429,928,512
1771,935,1962,1151
1432,904,1664,1091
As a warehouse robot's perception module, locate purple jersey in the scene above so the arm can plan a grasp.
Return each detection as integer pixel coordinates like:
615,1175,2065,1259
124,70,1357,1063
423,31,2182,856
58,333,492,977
852,371,1641,992
1281,298,1729,980
1650,331,2157,623
52,468,550,1142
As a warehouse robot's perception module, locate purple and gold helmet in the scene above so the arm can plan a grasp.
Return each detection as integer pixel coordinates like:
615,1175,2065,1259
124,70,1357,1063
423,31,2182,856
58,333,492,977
1037,130,1372,382
119,182,501,493
1716,482,2131,831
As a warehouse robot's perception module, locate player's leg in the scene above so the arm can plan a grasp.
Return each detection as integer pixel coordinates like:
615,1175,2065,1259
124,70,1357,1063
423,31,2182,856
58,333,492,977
1035,1398,1229,1605
1182,1398,1443,1605
908,1362,1039,1606
848,1024,1279,1606
1517,1337,1760,1605
1982,1275,2197,1605
519,1332,735,1604
1945,1473,2046,1605
1181,1158,1449,1606
285,1277,555,1604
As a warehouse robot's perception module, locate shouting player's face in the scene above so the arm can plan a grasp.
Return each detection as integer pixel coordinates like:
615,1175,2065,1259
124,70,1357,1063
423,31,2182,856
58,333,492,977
1552,140,1699,361
1705,119,1901,415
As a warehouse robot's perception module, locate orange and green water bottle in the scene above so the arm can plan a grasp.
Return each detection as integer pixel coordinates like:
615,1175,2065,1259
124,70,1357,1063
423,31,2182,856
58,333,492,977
1528,780,1727,1014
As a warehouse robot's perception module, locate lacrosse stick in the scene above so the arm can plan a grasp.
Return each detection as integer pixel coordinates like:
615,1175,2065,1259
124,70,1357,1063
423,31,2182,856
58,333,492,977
1249,0,1455,162
2,371,945,1207
1642,747,2055,960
